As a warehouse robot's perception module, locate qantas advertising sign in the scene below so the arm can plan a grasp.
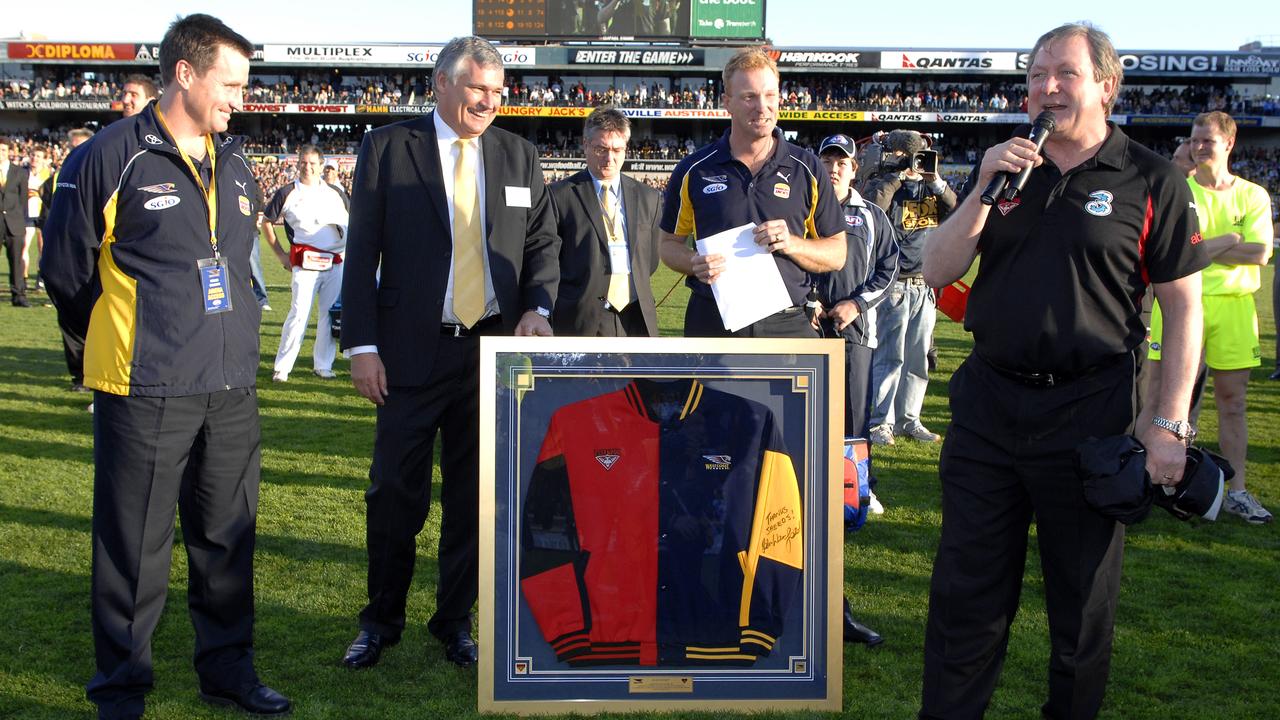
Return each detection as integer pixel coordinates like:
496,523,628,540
883,51,1019,71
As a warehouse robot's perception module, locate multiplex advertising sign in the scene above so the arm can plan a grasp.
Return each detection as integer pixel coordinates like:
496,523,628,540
260,44,535,66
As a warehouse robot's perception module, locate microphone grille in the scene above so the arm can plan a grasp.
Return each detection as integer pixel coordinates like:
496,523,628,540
1035,110,1057,130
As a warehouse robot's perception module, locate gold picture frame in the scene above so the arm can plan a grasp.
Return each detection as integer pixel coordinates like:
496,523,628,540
479,337,843,714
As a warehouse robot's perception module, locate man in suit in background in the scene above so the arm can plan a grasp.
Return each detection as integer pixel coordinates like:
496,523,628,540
340,35,560,670
0,136,30,307
549,106,661,337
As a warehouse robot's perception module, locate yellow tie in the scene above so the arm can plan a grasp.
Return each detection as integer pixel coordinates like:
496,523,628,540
601,185,630,311
451,139,485,328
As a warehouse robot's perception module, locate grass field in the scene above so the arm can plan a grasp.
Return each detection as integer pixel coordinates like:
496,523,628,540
1,241,1278,719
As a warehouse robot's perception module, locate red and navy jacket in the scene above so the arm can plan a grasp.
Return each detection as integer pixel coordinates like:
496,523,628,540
520,379,804,667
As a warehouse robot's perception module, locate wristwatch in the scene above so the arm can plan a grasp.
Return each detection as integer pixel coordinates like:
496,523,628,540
532,306,552,320
1151,416,1196,444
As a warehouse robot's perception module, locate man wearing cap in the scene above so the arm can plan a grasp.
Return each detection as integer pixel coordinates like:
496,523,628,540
920,24,1206,718
660,47,846,338
321,163,349,201
814,134,900,442
814,132,900,647
864,128,956,446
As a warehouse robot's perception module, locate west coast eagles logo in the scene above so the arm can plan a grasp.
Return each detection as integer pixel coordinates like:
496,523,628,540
595,449,621,470
138,183,177,194
702,454,732,470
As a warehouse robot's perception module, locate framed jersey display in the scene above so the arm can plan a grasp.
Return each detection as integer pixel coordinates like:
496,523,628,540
479,337,844,713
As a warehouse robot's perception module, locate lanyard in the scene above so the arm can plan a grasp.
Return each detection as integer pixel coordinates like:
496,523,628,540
598,185,622,244
155,107,219,255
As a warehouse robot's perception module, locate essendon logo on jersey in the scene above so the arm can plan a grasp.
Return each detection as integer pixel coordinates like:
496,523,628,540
595,450,621,470
997,197,1021,216
703,454,732,470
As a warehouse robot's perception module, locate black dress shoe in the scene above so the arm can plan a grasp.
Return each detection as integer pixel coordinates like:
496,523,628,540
199,684,292,716
12,297,30,308
843,596,883,647
441,629,478,667
343,630,398,669
844,617,884,646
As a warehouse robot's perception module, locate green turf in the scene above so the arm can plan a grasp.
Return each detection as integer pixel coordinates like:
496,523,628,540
1,239,1277,719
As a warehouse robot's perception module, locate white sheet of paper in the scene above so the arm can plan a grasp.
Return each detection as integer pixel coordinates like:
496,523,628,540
695,223,792,332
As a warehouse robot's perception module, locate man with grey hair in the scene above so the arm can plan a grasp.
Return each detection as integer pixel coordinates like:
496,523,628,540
340,35,559,670
548,105,661,336
919,23,1205,718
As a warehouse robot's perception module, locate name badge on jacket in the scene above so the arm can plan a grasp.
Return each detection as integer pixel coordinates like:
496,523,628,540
505,186,531,208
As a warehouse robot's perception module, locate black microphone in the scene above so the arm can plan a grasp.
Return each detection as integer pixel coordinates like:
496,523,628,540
804,286,821,323
980,111,1056,205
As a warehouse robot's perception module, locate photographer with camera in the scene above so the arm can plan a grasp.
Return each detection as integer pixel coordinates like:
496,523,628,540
863,129,956,448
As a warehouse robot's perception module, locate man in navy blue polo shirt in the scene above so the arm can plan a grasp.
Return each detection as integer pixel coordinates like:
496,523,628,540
659,47,846,338
920,23,1207,719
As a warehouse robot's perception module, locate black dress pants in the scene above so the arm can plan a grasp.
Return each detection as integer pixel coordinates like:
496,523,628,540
360,334,481,641
920,353,1135,720
845,342,873,439
87,388,261,720
4,228,26,303
684,292,818,338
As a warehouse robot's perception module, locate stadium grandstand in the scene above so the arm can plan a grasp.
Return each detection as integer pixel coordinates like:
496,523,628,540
3,37,1279,210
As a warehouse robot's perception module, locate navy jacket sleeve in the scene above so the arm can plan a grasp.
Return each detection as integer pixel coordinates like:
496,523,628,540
853,204,900,314
40,140,106,338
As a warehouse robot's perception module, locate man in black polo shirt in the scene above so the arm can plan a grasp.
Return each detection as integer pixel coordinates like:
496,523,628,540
919,23,1207,719
659,47,846,338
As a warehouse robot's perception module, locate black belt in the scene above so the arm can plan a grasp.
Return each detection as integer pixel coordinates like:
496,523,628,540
441,314,502,337
898,275,927,286
977,351,1127,388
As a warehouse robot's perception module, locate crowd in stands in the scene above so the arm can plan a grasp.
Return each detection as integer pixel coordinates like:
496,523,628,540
2,74,126,102
3,117,1276,222
8,69,1280,118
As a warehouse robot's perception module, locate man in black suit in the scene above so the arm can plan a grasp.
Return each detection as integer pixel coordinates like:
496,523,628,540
0,136,30,307
548,106,660,337
340,35,559,670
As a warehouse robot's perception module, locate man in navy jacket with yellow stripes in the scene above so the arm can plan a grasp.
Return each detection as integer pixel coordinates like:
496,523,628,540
41,15,290,720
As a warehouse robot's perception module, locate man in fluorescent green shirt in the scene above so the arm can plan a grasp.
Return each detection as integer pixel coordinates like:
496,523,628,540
1146,110,1274,524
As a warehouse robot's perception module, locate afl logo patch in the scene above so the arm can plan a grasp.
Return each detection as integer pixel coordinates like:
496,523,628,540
702,183,727,195
773,182,790,199
239,195,251,216
1084,190,1114,217
143,195,181,211
595,450,621,470
844,213,863,226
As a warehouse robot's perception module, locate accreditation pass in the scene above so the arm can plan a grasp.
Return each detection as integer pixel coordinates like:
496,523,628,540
198,256,233,314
